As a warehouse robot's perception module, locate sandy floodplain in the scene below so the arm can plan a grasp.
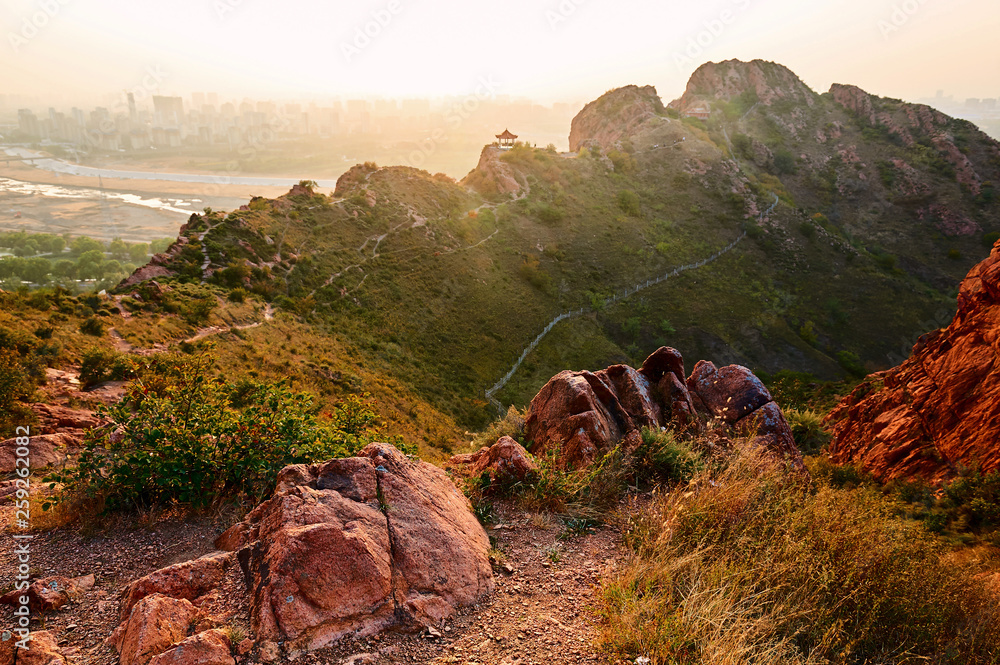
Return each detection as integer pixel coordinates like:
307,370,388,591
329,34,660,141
0,160,294,243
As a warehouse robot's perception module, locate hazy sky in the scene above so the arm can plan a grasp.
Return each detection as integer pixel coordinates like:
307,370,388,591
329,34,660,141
3,0,999,107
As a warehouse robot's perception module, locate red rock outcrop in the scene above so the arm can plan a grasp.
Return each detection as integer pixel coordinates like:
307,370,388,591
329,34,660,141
0,433,77,473
234,443,493,654
446,436,537,482
120,552,235,620
147,629,233,665
109,594,202,665
568,85,663,152
0,574,93,612
826,240,1000,484
0,630,70,665
524,347,804,471
461,146,522,197
671,59,817,116
29,403,102,434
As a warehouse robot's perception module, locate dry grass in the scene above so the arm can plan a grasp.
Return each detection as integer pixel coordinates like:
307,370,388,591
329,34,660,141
599,444,1000,665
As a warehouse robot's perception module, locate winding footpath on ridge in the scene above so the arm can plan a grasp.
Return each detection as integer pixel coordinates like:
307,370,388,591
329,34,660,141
483,192,780,410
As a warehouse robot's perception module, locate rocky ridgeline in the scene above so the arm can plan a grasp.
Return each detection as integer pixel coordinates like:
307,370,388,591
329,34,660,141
827,239,1000,483
517,346,804,472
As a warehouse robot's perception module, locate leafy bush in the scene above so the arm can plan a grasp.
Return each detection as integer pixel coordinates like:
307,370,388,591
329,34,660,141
79,348,138,388
46,354,383,511
600,444,1000,664
983,231,1000,248
0,349,35,437
617,190,641,216
943,467,1000,529
772,149,797,174
79,316,105,337
535,203,565,224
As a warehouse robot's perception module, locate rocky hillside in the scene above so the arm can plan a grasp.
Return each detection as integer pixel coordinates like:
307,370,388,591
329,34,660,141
826,238,1000,483
98,59,1000,433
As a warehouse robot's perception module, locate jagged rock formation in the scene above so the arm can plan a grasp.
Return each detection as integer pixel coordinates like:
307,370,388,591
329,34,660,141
461,145,523,197
228,443,493,653
568,85,664,152
826,240,1000,483
670,59,818,114
523,347,804,471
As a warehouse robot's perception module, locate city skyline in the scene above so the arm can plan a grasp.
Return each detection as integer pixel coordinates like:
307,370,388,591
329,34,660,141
2,0,999,107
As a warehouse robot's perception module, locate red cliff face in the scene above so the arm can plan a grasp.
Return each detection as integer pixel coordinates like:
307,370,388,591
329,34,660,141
826,240,1000,484
670,59,817,114
568,85,663,152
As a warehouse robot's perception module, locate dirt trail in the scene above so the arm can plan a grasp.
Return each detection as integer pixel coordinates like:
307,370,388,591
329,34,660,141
108,303,275,355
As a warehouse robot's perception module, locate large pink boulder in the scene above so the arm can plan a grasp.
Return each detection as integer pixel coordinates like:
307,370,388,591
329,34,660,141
447,436,537,482
147,629,234,665
686,360,773,423
235,443,493,653
0,630,68,665
523,370,632,467
110,594,201,665
121,551,235,620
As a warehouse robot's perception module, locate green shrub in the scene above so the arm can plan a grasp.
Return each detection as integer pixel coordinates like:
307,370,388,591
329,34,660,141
0,349,35,437
79,348,138,388
772,149,796,174
943,468,1000,529
79,316,105,337
535,203,565,224
948,248,963,260
617,190,641,216
983,231,1000,248
227,287,247,303
634,427,702,484
784,408,830,454
46,354,383,511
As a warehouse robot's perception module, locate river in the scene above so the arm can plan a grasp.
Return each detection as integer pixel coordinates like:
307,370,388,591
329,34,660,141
3,147,339,189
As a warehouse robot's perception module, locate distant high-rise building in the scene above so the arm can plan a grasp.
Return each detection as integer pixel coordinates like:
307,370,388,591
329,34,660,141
965,98,982,109
127,93,138,124
207,92,218,107
152,95,184,126
17,109,39,137
192,92,205,109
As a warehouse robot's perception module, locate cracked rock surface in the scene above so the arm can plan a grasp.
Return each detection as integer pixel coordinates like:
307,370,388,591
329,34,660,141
234,443,494,653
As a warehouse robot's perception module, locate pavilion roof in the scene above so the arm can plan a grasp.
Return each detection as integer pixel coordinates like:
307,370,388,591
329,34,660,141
495,129,518,140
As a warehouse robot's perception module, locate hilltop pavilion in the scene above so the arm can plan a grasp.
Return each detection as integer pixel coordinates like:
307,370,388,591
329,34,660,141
495,129,517,150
